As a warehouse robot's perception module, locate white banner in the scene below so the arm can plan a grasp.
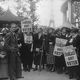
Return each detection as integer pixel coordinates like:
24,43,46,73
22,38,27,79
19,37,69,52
53,38,67,56
63,45,79,67
53,45,64,56
24,34,33,44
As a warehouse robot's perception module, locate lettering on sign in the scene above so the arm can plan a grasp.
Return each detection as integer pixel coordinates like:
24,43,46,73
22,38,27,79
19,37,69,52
21,19,32,32
53,38,67,56
64,51,75,57
68,56,74,61
24,34,33,44
63,45,79,67
67,60,79,67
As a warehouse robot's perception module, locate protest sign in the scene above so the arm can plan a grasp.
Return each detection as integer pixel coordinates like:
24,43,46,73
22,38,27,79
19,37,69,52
24,34,33,44
21,18,32,32
63,45,79,67
53,38,67,56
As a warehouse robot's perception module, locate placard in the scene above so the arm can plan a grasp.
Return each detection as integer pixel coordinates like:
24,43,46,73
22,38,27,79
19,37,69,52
24,34,33,44
63,45,79,67
53,38,67,56
21,18,32,32
56,38,67,47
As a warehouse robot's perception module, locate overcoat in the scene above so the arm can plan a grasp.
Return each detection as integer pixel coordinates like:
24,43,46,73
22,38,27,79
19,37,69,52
33,33,43,65
4,32,22,78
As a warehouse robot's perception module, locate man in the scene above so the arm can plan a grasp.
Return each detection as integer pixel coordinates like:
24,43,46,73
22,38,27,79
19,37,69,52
33,28,43,71
4,23,22,80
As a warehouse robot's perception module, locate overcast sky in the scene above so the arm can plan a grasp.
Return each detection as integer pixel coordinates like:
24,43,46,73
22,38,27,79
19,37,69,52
0,0,67,28
36,0,67,28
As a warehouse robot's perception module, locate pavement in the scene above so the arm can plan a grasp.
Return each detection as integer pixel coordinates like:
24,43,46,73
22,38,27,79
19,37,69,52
17,70,76,80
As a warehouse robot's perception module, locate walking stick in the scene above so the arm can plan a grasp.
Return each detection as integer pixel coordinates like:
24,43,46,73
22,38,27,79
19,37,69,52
39,48,43,71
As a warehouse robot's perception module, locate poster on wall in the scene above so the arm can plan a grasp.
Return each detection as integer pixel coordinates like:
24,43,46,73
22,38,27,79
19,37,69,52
63,45,79,67
53,38,67,56
21,18,32,32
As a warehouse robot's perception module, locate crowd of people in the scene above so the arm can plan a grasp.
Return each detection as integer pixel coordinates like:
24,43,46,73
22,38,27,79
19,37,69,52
0,23,80,80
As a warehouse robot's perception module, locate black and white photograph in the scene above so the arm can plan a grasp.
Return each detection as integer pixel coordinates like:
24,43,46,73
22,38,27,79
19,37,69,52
0,0,80,80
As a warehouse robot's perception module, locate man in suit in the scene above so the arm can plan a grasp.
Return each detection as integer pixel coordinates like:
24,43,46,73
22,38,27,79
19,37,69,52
4,23,22,80
33,28,43,71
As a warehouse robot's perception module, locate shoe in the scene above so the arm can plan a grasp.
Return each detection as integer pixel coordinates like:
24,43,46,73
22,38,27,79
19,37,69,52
51,68,55,72
28,68,30,72
77,78,80,80
69,75,73,79
65,70,68,74
23,69,27,72
76,76,80,80
48,67,52,71
10,76,16,80
23,67,27,71
16,76,24,78
33,68,38,71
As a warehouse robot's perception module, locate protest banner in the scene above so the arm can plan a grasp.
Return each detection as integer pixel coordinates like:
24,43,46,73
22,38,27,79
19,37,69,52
63,45,79,67
24,34,33,44
53,38,67,56
21,18,32,32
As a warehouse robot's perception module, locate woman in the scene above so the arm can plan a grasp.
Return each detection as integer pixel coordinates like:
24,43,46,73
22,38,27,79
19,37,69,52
46,28,55,72
67,29,80,80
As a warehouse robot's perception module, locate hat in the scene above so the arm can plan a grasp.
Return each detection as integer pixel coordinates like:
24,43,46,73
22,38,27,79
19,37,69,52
71,28,79,33
0,33,3,35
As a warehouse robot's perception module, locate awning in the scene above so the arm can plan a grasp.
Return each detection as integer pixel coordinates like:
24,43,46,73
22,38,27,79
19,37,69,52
0,9,22,21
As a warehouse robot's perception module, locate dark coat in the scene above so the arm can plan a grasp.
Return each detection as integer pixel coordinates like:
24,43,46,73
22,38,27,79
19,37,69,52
33,33,43,49
47,33,55,51
33,33,43,65
46,33,55,64
55,34,68,67
18,32,33,65
72,35,80,63
4,32,22,78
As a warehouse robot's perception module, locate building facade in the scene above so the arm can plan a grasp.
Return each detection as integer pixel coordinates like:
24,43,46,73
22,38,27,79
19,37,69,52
71,0,80,28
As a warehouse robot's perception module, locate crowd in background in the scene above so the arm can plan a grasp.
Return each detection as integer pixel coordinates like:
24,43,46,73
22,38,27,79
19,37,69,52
0,23,80,80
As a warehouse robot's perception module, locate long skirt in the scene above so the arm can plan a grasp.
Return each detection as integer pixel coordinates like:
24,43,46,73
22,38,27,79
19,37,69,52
55,55,65,68
47,54,55,64
8,52,22,79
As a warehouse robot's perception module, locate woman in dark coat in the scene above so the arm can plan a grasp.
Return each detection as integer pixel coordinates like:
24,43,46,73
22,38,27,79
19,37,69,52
18,31,33,72
46,28,55,72
67,29,80,80
55,27,69,73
